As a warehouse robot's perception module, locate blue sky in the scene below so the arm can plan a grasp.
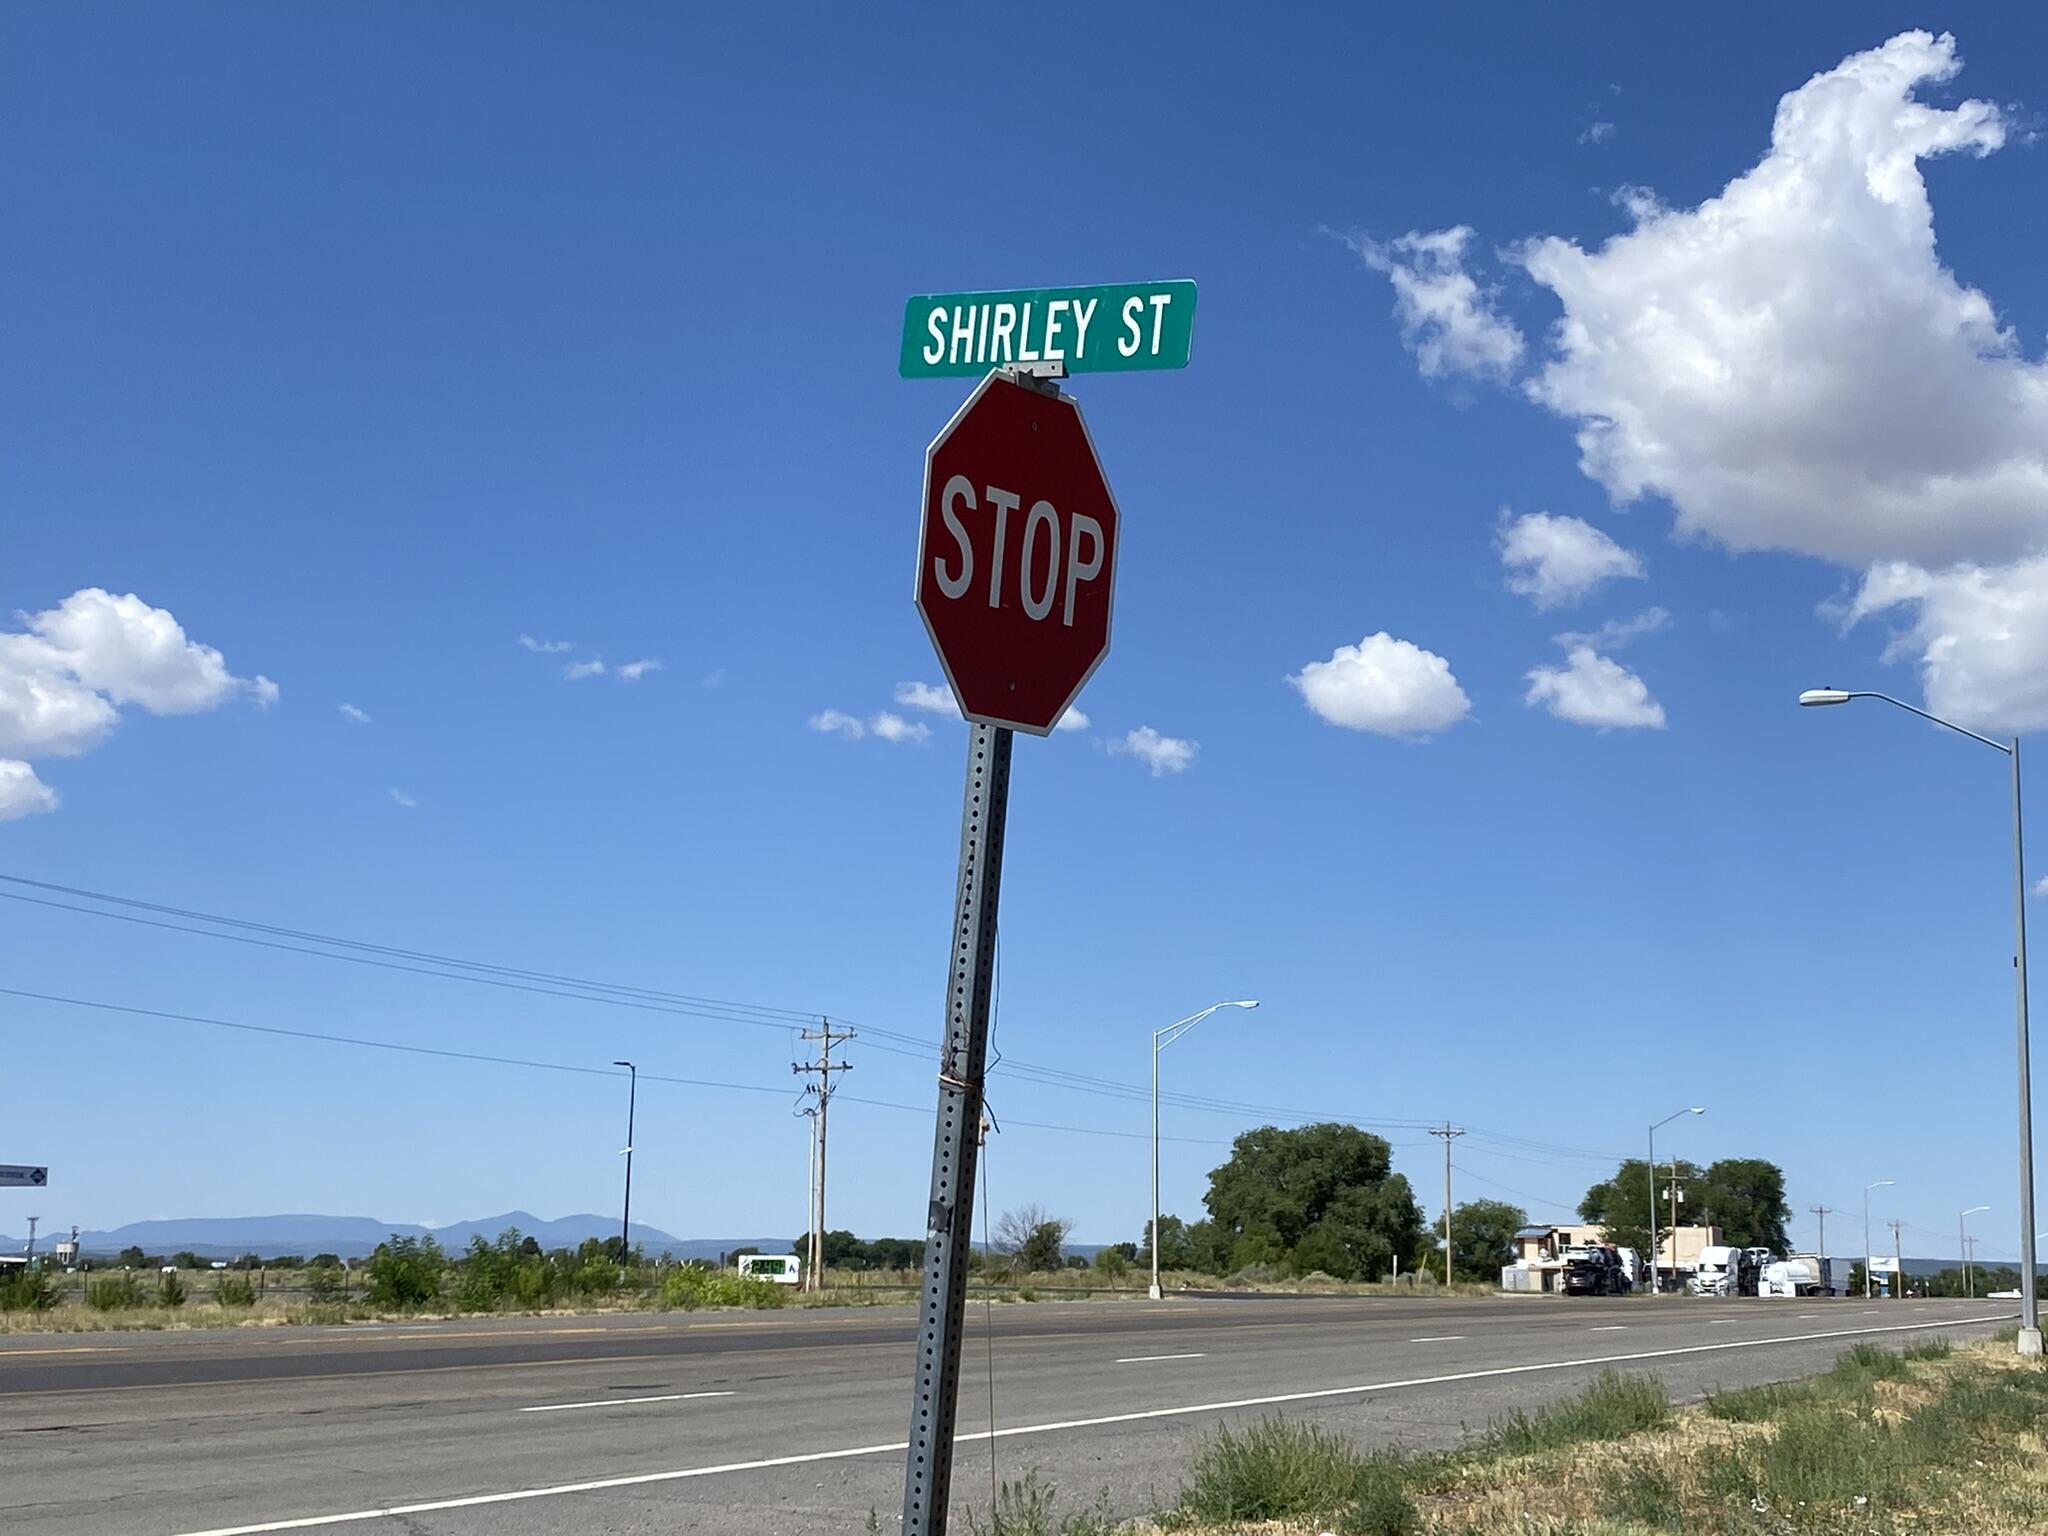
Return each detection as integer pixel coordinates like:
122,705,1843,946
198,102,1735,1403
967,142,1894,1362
6,6,2048,1264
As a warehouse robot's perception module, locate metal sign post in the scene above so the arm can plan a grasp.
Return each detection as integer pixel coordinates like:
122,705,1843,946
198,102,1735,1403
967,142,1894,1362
901,721,1011,1536
899,286,1169,1533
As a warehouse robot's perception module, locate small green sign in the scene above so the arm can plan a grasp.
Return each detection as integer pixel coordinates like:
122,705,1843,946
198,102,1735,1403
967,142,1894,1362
900,281,1196,378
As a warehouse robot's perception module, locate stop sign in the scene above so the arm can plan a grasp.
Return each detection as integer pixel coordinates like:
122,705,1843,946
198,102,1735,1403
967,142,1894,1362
915,372,1119,735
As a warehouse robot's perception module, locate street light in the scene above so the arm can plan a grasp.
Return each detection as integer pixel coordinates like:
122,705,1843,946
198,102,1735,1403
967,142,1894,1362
1864,1180,1895,1299
1961,1205,1990,1300
613,1060,637,1272
1800,687,2040,1354
1151,1001,1259,1301
1647,1107,1705,1294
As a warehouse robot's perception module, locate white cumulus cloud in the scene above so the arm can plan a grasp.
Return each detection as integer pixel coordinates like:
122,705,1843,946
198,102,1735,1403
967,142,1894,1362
563,659,606,681
1347,226,1524,382
810,708,929,745
1481,30,2048,730
868,711,930,745
1112,726,1198,776
1054,707,1089,733
519,634,574,654
0,589,272,816
389,788,418,809
0,761,58,821
1289,632,1471,738
1844,557,2048,731
339,703,371,725
1499,511,1644,609
894,680,960,717
616,659,663,682
1525,647,1667,730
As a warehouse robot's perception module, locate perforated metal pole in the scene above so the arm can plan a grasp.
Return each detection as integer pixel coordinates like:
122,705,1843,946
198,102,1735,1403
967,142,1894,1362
902,722,1012,1536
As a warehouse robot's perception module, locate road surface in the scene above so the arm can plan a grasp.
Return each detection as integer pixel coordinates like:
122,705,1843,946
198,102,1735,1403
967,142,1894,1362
0,1294,2008,1534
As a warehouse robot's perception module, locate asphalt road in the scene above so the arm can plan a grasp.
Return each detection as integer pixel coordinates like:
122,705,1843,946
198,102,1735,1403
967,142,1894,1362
0,1294,2009,1534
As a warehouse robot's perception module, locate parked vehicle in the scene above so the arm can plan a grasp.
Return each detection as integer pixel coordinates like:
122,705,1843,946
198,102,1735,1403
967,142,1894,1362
1561,1244,1629,1296
1614,1247,1642,1289
1738,1247,1777,1297
1759,1256,1827,1297
1690,1244,1739,1296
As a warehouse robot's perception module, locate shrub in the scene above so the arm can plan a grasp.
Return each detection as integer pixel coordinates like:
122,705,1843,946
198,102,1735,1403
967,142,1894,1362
158,1271,186,1307
1180,1417,1365,1521
659,1268,785,1311
0,1267,59,1312
214,1274,258,1307
305,1265,344,1302
365,1235,443,1308
89,1274,147,1311
1902,1336,1954,1362
1338,1459,1416,1536
1477,1371,1669,1455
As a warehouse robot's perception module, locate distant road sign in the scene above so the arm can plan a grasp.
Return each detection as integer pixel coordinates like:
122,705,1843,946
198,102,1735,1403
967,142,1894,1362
0,1165,47,1188
901,281,1196,378
915,372,1118,735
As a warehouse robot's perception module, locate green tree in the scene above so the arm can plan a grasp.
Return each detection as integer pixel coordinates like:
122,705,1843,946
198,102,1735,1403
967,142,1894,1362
309,1253,342,1269
365,1234,444,1308
172,1251,203,1270
1138,1215,1196,1271
1693,1159,1791,1251
1092,1244,1130,1281
1578,1159,1701,1259
118,1245,147,1268
1447,1199,1527,1282
1201,1123,1428,1282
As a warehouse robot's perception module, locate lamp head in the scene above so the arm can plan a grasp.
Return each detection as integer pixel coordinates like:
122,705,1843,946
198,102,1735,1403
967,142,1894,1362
1799,688,1852,707
614,1059,633,1068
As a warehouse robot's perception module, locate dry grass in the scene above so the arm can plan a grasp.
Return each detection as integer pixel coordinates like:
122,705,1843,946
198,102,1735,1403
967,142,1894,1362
1139,1336,2048,1536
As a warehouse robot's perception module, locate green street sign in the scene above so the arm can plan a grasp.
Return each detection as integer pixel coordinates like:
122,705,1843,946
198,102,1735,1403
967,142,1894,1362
900,281,1196,378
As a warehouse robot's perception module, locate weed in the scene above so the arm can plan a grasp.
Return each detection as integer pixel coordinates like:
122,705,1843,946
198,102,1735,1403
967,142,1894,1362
1596,1454,1682,1527
1902,1336,1953,1362
1476,1371,1669,1455
1338,1457,1417,1536
1702,1380,1804,1422
1179,1417,1363,1521
1834,1340,1910,1383
213,1275,258,1307
962,1471,1116,1535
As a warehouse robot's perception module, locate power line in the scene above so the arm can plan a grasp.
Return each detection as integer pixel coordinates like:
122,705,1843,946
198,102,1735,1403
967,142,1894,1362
0,873,1486,1143
0,986,1241,1148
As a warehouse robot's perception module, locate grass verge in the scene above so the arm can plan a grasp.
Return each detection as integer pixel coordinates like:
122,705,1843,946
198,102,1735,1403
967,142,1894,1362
1106,1332,2043,1533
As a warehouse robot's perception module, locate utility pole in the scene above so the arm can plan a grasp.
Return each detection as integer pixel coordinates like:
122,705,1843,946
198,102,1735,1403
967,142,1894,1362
1889,1220,1904,1299
794,1018,854,1293
1810,1205,1834,1276
1428,1125,1464,1286
1666,1165,1683,1261
612,1060,637,1279
24,1216,37,1263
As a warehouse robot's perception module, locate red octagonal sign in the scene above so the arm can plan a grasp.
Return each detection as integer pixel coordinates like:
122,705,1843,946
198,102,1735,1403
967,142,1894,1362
916,372,1119,736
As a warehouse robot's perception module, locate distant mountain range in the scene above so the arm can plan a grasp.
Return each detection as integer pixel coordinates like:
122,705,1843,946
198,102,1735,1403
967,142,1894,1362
0,1211,790,1262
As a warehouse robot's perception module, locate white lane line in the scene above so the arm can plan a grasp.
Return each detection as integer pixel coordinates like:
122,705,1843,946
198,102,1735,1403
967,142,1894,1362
1797,1314,1819,1319
520,1391,735,1414
169,1312,2012,1536
1410,1335,1466,1343
1115,1352,1205,1364
1589,1324,1628,1331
